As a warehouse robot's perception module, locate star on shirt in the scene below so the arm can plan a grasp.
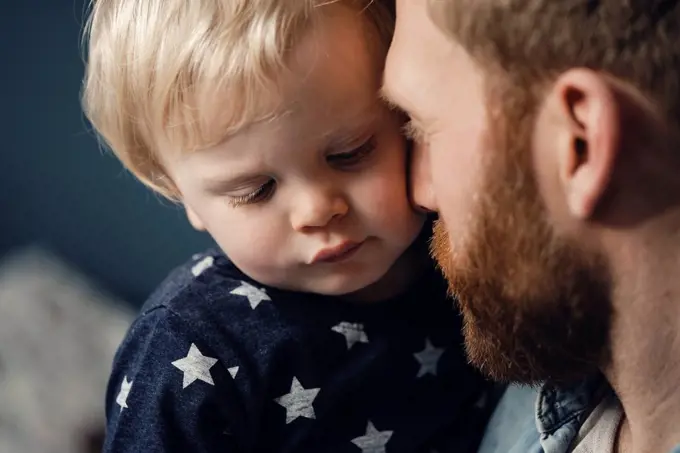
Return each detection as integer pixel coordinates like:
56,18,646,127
230,281,271,309
331,321,369,349
228,366,239,379
351,420,393,453
172,343,218,389
191,256,214,277
274,376,320,424
414,338,445,378
115,376,133,411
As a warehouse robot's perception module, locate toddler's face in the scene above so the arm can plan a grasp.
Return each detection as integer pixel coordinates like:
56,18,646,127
164,4,425,297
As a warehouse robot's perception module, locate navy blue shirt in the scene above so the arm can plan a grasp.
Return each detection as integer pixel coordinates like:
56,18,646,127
104,249,493,453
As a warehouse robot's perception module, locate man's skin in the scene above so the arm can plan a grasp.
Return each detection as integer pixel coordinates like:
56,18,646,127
382,1,680,452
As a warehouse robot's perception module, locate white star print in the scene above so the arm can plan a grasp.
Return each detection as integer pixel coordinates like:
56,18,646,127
274,376,320,424
351,420,393,453
115,376,133,411
228,366,239,379
413,338,445,378
331,321,369,349
171,343,218,389
230,281,271,309
191,256,214,277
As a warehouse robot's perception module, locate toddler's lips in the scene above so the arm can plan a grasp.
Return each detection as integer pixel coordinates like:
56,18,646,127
311,241,364,264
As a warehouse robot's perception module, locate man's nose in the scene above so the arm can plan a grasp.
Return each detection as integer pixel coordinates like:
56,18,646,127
290,186,349,232
410,142,437,212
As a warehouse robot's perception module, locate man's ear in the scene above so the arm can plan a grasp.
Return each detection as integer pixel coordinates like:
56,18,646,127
185,205,206,231
549,68,621,219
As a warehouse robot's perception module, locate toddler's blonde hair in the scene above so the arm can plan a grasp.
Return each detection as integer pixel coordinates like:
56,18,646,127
82,0,393,198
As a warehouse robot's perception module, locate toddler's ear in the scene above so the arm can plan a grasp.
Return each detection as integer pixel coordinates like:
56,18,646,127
186,206,206,231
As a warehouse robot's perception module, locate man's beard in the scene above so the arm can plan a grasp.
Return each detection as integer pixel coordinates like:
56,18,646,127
431,86,613,385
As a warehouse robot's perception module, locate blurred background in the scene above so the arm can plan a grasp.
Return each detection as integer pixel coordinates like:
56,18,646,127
1,1,213,452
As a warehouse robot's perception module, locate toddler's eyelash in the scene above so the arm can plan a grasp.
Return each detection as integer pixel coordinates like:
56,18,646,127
328,136,377,167
228,180,275,208
228,136,376,208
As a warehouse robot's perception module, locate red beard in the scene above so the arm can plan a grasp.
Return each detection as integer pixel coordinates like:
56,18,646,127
430,84,612,385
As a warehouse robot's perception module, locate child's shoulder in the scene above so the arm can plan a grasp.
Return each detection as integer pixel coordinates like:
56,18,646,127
117,249,312,381
104,250,296,452
137,249,286,325
114,249,302,389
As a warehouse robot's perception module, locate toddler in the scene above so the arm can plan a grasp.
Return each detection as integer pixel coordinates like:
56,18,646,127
82,0,494,451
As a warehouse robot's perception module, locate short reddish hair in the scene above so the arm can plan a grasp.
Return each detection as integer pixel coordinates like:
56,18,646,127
429,0,680,127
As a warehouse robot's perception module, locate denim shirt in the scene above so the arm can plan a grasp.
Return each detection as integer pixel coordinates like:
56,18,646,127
479,376,680,453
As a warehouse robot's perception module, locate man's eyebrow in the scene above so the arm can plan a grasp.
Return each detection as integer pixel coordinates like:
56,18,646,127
379,83,425,126
378,84,402,112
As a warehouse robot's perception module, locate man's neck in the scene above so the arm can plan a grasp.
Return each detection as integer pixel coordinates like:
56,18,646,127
605,237,680,453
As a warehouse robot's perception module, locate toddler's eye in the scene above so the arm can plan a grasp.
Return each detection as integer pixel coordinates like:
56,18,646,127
327,136,377,168
228,180,275,207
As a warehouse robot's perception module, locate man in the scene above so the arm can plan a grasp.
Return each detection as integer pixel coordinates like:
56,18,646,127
382,1,680,453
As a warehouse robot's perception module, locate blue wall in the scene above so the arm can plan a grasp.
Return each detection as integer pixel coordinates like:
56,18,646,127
1,1,213,307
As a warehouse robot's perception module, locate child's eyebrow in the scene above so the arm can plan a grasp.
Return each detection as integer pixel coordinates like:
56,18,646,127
202,174,262,194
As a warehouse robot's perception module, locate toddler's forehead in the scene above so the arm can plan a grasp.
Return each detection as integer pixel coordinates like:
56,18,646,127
155,1,388,159
158,80,288,158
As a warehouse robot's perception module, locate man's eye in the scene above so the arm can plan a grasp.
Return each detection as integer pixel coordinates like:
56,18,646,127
227,180,276,207
327,136,377,168
402,120,427,144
